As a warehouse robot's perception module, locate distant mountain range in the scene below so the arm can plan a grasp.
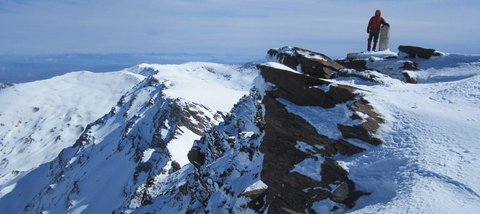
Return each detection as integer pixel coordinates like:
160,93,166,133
0,53,258,83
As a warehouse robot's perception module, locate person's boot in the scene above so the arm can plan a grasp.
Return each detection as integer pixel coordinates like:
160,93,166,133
367,40,372,52
373,41,377,52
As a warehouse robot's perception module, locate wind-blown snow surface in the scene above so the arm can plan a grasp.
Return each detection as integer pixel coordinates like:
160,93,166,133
339,54,480,213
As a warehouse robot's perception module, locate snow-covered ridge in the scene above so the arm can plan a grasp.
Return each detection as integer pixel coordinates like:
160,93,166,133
1,45,479,213
0,62,257,213
127,62,258,112
0,70,143,194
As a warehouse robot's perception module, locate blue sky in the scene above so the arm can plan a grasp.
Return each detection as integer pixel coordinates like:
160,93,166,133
0,0,479,58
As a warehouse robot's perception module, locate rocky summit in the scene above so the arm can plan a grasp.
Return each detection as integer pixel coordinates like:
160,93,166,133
1,46,480,214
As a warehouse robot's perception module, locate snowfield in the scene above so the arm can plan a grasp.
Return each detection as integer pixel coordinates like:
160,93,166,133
0,71,144,195
128,62,257,112
345,54,480,213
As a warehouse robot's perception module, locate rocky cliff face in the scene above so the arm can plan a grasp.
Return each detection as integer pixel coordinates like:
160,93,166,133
131,47,384,213
259,47,383,212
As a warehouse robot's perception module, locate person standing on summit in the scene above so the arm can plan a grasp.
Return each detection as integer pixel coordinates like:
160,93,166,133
367,9,390,52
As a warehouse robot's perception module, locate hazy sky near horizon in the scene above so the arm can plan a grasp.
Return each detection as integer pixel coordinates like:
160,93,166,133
0,0,479,58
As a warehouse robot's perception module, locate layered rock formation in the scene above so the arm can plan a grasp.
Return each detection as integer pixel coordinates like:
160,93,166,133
268,46,344,79
137,47,385,213
259,47,384,212
398,45,443,59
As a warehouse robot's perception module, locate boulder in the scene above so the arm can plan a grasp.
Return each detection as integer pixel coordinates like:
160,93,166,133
268,46,344,79
187,146,205,168
403,71,418,84
401,60,419,70
335,59,368,71
169,160,181,173
398,45,443,59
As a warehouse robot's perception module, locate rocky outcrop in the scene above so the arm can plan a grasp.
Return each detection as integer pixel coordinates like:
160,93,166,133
399,45,443,59
187,146,205,168
258,58,383,212
335,59,368,71
258,64,356,108
135,50,384,213
171,99,224,136
401,60,419,70
268,46,344,79
403,71,418,84
337,99,384,146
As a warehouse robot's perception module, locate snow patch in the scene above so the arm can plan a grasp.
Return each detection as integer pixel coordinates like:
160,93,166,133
167,127,201,166
142,149,155,163
290,156,324,182
261,62,300,74
244,180,268,192
278,98,361,139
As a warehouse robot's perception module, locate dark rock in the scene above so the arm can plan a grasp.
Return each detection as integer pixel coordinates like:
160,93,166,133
242,189,268,213
260,94,330,213
171,99,219,136
338,99,384,145
257,64,356,108
398,45,443,59
320,159,348,185
170,160,181,173
319,160,369,208
331,182,350,201
268,46,344,79
401,61,419,70
335,59,368,71
337,124,382,146
187,146,205,168
257,60,384,212
403,71,418,84
333,139,366,156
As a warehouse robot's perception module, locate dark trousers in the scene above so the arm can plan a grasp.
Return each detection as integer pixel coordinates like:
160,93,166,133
367,32,380,51
368,32,380,42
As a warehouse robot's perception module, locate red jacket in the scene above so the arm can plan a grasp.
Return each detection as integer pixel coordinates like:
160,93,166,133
368,15,388,34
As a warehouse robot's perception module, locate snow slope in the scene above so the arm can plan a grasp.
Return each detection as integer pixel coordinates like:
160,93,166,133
0,62,257,213
0,70,144,196
339,54,480,213
129,62,257,112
